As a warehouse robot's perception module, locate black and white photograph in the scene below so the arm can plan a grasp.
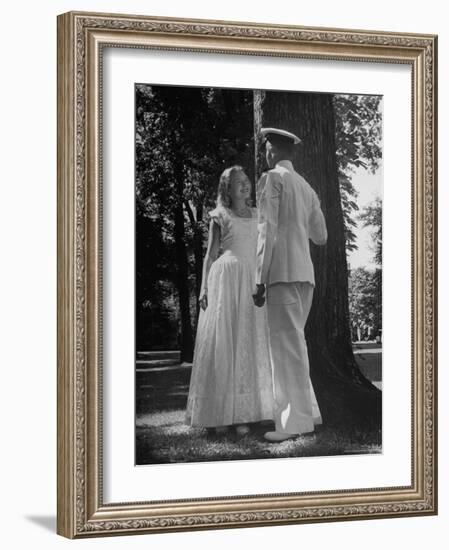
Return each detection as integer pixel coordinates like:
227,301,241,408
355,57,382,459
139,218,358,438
1,0,443,543
135,84,383,465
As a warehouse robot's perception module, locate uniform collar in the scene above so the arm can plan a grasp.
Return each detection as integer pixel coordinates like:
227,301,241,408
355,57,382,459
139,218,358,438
276,160,294,171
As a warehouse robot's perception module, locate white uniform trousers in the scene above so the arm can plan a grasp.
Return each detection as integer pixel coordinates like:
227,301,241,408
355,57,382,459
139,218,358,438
266,282,322,434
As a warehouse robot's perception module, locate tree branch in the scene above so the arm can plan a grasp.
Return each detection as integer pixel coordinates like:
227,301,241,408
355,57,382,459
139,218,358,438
183,199,197,228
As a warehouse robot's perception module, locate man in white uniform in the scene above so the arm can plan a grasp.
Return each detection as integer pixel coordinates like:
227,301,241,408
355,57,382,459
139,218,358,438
253,127,328,442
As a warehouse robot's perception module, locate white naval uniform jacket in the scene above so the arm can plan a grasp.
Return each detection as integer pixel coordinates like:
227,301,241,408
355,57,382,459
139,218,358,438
255,160,327,286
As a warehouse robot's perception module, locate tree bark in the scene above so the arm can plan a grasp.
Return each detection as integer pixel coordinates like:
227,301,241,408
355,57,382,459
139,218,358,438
256,91,381,431
184,200,204,321
173,196,194,363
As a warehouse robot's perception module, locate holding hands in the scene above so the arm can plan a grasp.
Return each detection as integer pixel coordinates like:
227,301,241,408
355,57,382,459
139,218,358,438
252,284,266,307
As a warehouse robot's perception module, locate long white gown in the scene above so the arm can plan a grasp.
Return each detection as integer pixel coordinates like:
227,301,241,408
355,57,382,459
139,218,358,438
186,206,274,428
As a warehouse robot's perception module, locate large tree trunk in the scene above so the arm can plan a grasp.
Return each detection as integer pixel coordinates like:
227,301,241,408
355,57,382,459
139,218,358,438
184,200,204,322
173,199,194,363
255,90,381,431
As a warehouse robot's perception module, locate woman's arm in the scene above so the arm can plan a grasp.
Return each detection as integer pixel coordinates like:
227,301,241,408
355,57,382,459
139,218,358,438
199,219,220,310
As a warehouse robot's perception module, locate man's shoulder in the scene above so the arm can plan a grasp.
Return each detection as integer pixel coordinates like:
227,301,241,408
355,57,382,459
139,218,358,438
267,166,283,175
258,169,282,187
292,171,315,192
269,165,287,176
265,167,285,184
270,164,304,181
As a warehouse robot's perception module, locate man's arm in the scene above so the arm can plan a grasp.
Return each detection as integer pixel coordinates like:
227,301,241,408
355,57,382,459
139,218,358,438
255,171,282,285
309,191,327,246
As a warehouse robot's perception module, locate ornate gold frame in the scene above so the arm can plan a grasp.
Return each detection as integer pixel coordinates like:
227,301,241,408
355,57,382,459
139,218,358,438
57,11,438,538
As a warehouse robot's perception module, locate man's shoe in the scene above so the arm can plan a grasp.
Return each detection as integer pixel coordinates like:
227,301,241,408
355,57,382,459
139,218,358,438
264,430,297,442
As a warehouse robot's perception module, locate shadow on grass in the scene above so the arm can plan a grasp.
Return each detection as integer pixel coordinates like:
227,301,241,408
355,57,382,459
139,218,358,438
136,409,381,465
136,364,381,465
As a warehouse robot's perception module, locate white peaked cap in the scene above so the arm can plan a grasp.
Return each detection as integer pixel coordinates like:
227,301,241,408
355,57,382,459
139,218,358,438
260,127,301,145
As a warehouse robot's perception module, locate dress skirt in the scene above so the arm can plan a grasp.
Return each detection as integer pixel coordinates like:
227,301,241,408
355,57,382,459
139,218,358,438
186,251,274,428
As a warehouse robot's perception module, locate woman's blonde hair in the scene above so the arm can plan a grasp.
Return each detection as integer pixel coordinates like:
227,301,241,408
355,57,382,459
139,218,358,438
216,165,253,208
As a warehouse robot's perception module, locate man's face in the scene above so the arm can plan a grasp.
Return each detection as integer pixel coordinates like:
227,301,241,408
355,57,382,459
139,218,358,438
265,141,277,169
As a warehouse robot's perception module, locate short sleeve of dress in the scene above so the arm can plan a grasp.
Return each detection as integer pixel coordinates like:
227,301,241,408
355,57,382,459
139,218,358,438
209,206,231,235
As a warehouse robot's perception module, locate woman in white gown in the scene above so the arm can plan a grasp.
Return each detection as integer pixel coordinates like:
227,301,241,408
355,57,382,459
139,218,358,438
185,166,274,435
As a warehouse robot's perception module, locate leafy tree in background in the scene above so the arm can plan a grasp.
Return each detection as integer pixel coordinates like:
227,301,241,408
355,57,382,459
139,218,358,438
349,267,382,341
136,85,253,360
359,196,382,266
333,95,382,253
348,196,383,340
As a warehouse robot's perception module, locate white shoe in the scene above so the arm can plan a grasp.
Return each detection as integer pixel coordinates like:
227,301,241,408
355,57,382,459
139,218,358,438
215,426,229,434
264,431,297,442
235,424,250,436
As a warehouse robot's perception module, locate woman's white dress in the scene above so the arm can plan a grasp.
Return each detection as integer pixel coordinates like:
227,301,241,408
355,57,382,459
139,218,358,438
186,206,274,427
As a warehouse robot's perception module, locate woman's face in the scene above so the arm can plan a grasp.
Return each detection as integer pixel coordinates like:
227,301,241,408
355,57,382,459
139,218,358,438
230,171,251,203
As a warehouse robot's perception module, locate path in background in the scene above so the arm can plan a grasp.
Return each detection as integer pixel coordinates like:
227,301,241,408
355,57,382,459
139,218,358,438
136,344,382,415
136,343,382,384
352,342,382,390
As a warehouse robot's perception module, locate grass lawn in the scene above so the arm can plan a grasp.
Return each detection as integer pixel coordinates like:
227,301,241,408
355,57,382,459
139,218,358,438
354,345,382,390
136,409,381,464
135,360,381,465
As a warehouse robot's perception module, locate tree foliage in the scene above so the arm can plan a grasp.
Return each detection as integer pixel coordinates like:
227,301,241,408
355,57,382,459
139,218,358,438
348,267,382,340
136,85,254,356
348,196,382,341
359,196,382,266
333,95,382,252
136,86,384,375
